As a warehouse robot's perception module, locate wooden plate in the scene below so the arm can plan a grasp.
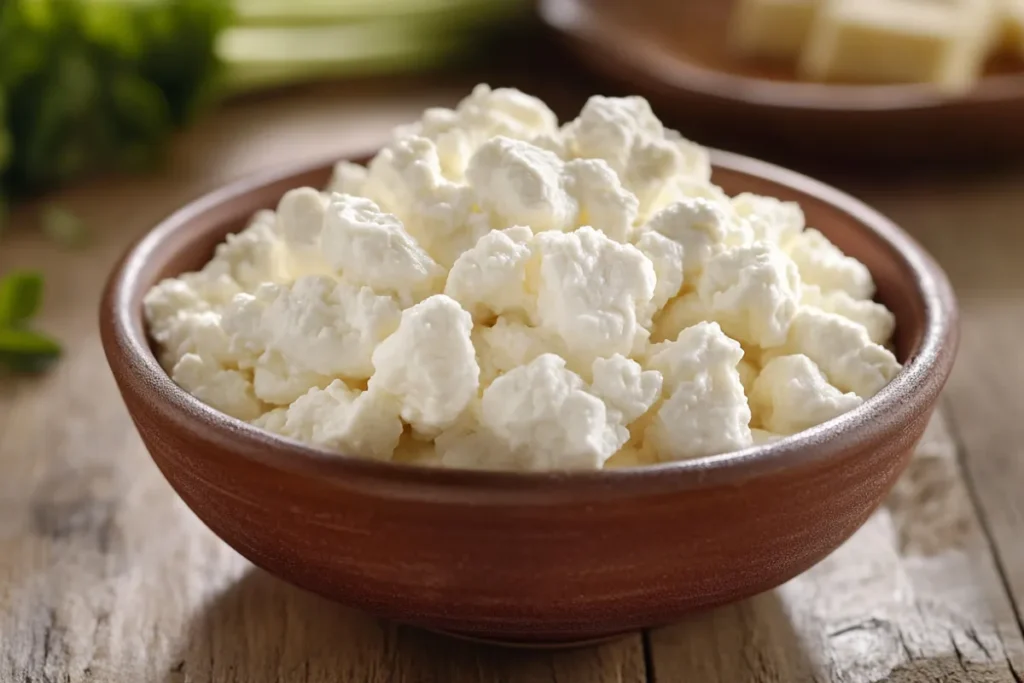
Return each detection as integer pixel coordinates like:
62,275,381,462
539,0,1024,165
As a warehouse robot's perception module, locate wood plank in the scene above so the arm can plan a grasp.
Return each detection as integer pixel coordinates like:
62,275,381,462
849,170,1024,653
646,410,1024,682
0,84,646,683
2,75,1023,683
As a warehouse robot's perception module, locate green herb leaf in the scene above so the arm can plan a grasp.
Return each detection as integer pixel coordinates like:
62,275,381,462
0,327,62,374
41,204,89,248
0,270,45,327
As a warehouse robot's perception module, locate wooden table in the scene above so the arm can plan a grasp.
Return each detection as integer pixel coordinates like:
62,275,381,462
2,75,1023,683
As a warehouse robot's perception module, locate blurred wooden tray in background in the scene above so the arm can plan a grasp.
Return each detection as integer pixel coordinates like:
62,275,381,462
540,0,1024,165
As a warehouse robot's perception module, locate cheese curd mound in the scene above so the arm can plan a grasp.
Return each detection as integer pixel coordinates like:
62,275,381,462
145,85,903,471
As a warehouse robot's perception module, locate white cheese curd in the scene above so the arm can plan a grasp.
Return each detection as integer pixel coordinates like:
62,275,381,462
147,84,901,471
251,352,334,406
368,294,480,437
251,406,288,433
652,292,710,344
773,307,901,398
473,315,563,387
322,193,446,307
561,95,711,215
171,353,264,421
439,353,647,471
646,321,746,391
697,242,802,348
465,137,640,242
590,354,663,425
737,358,759,394
394,83,560,181
641,198,753,282
784,227,875,300
222,276,402,383
646,176,733,222
750,354,863,435
362,136,487,268
444,226,536,323
275,381,403,460
207,210,292,291
562,159,640,243
144,281,225,369
326,160,368,196
731,192,805,244
634,230,685,323
275,187,327,251
533,226,656,371
644,322,753,460
274,187,333,279
801,284,896,344
467,136,577,233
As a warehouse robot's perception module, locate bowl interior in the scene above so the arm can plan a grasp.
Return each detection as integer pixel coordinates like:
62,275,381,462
131,155,928,370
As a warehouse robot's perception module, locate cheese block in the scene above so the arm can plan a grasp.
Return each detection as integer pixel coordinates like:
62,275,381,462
729,0,819,59
799,0,995,93
995,0,1024,54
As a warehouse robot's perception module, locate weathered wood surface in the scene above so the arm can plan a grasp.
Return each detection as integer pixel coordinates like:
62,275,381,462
2,80,1023,683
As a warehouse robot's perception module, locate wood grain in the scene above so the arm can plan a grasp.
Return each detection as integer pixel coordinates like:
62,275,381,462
850,168,1024,676
647,412,1024,683
2,78,1023,682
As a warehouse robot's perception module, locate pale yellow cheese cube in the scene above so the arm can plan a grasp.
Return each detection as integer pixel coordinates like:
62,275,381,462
730,0,820,59
993,0,1024,54
799,0,995,93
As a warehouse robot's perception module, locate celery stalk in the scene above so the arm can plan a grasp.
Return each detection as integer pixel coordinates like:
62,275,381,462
220,22,457,93
217,15,500,94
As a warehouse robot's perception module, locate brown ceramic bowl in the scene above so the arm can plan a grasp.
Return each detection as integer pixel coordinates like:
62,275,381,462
100,150,957,646
539,0,1024,165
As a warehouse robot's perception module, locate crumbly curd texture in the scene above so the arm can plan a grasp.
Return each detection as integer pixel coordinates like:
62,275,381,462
145,85,901,472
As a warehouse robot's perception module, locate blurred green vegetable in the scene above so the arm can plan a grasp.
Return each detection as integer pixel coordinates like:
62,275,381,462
0,0,229,199
0,270,61,374
0,269,44,326
0,0,525,209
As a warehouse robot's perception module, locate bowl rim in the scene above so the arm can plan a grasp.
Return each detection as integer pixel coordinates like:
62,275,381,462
100,148,958,498
538,0,1024,113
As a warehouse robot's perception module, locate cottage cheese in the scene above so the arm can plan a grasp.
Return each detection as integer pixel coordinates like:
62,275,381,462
368,295,480,436
698,242,802,348
362,136,486,268
322,193,446,306
393,83,560,181
561,95,711,216
444,225,536,322
271,381,403,460
641,198,753,282
784,227,874,300
533,227,656,370
222,276,401,385
751,354,863,434
771,307,901,398
644,322,753,460
145,85,902,471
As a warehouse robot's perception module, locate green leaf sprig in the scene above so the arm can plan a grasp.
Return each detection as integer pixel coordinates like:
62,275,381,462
0,270,61,374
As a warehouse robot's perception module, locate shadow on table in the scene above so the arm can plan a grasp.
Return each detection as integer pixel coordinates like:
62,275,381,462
163,567,998,683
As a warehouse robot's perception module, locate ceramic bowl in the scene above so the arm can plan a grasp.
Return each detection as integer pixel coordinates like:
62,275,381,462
100,150,957,646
